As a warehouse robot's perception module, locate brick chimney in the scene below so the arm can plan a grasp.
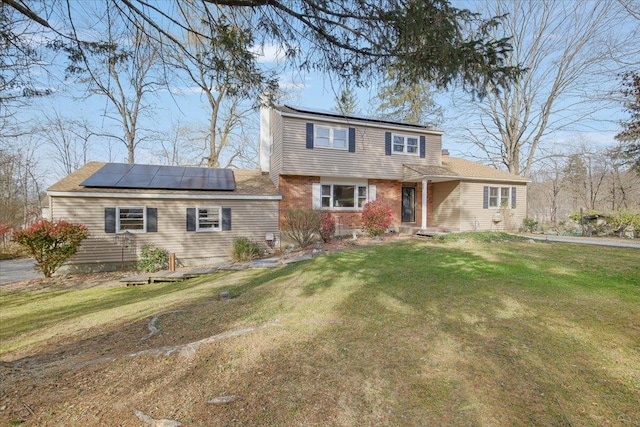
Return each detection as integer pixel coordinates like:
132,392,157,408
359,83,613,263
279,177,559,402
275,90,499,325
441,149,450,160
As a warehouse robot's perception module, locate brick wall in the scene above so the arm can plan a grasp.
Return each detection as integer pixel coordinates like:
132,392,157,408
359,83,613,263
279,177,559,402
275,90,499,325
278,175,433,234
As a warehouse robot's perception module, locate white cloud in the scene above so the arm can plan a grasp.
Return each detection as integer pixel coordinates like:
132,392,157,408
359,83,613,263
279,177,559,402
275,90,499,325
251,43,287,63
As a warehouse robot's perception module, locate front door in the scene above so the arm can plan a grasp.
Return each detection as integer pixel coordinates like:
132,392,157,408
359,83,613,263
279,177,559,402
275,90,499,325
402,186,416,223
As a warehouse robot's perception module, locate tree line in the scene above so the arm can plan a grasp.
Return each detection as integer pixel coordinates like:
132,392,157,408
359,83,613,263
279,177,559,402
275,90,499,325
0,0,638,236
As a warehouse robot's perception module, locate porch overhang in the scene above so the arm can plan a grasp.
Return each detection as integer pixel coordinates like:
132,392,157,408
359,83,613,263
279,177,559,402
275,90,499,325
402,164,460,183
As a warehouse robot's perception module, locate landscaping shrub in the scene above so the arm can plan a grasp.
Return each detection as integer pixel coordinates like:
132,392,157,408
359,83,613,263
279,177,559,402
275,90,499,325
13,219,89,278
283,208,321,248
362,200,394,237
318,211,336,242
523,217,538,233
607,210,640,237
138,244,169,272
232,237,261,262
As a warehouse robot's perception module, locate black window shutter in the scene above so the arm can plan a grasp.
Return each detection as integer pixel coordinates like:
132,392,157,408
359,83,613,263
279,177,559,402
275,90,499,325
419,136,426,158
348,127,356,152
511,187,517,208
186,208,196,231
147,208,157,232
306,123,314,149
222,208,232,231
385,132,391,156
483,186,489,209
105,208,116,233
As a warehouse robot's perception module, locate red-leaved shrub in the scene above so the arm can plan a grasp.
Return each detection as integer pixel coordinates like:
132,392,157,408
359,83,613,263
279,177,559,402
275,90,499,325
13,220,89,278
362,200,394,237
318,211,336,242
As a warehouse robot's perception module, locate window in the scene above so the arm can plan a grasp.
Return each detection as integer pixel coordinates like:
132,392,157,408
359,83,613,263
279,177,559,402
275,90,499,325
488,187,512,208
197,207,221,231
321,184,368,209
187,207,231,231
315,125,348,149
392,134,419,155
117,207,146,232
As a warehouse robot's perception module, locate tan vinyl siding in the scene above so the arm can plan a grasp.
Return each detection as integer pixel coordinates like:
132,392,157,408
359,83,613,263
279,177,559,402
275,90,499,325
425,134,442,165
269,109,284,188
432,181,461,231
50,196,280,267
280,116,442,180
459,182,527,232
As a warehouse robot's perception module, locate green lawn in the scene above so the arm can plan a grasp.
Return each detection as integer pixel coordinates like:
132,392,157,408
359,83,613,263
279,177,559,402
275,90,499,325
1,236,639,426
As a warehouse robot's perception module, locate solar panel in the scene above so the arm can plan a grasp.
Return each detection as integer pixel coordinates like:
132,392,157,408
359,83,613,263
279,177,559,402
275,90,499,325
80,163,236,191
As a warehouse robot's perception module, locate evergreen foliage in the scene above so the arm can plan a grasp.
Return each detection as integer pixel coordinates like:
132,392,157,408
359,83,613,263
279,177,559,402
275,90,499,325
138,245,169,273
232,237,262,262
615,71,640,172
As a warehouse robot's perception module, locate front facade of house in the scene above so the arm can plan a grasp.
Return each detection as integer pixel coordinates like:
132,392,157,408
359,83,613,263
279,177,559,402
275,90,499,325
47,104,529,271
260,105,529,235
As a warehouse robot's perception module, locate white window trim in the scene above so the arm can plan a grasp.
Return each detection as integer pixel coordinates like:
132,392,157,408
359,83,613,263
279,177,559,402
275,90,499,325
392,133,420,156
320,182,368,211
488,186,512,209
315,125,349,150
116,206,146,233
196,206,222,232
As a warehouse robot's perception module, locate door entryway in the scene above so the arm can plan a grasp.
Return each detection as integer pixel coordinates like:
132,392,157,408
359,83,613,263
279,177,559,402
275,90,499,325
402,186,416,223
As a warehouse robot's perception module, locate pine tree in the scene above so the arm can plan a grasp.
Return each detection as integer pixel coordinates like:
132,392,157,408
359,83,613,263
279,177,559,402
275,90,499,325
615,71,640,172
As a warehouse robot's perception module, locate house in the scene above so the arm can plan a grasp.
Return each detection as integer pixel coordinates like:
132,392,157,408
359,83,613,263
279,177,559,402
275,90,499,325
47,162,281,271
47,104,528,271
260,105,529,234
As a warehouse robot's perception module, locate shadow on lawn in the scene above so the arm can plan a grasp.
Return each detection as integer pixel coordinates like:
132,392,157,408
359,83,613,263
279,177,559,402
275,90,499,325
234,240,640,425
3,240,639,426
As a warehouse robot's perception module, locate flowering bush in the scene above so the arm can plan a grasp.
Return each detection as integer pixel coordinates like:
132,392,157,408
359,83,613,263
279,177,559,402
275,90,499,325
362,200,394,237
13,220,89,278
318,211,336,242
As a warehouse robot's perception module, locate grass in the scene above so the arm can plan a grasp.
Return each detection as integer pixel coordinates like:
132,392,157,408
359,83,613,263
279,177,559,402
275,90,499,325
1,237,639,426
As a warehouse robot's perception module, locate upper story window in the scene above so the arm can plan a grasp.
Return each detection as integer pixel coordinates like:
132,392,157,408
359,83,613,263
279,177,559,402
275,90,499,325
489,187,512,208
197,207,221,231
392,134,419,155
117,206,146,233
315,125,348,150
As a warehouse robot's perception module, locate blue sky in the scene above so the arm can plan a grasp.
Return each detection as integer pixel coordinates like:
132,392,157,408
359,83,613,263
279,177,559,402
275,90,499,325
12,0,638,187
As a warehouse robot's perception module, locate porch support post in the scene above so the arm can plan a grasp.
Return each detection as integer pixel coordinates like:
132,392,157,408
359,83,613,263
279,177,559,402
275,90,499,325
421,178,428,229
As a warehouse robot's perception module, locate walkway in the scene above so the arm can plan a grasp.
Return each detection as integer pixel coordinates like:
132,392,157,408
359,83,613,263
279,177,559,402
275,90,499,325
119,252,318,286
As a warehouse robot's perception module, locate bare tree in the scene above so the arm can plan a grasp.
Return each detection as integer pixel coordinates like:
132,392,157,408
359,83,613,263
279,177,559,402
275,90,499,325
0,3,53,137
451,0,637,176
61,2,163,163
168,12,275,168
154,122,206,166
0,139,43,228
39,111,93,176
529,157,566,225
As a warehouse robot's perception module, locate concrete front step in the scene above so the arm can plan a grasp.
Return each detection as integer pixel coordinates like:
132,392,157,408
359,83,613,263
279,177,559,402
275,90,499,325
398,225,452,236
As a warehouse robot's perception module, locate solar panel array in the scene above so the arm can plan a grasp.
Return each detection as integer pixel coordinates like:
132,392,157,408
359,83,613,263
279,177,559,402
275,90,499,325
80,163,236,191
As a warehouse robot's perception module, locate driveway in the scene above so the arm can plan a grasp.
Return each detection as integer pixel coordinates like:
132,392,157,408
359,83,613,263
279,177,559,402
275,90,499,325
0,258,40,286
526,235,640,249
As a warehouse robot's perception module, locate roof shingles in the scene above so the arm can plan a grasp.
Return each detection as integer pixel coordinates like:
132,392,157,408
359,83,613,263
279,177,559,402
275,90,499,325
404,157,528,183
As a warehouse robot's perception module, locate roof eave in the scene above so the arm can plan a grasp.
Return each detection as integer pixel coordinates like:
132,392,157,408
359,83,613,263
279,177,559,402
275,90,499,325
276,106,445,136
